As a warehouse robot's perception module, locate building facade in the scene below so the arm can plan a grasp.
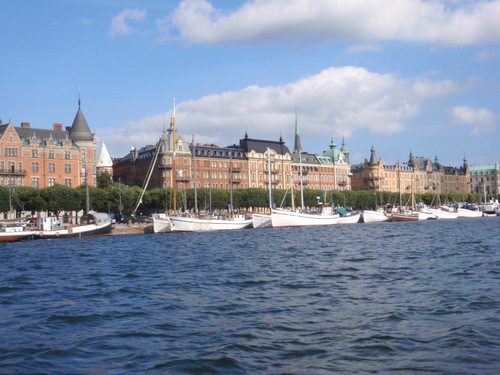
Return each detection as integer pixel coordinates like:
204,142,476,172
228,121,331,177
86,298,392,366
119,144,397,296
470,163,500,196
351,146,471,195
0,101,97,189
112,120,352,195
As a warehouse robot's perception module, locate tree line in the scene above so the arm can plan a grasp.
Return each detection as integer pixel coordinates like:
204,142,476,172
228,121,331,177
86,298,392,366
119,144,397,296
0,182,489,218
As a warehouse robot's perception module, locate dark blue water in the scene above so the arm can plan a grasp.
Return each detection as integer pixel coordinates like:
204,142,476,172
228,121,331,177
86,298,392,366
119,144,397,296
1,218,499,374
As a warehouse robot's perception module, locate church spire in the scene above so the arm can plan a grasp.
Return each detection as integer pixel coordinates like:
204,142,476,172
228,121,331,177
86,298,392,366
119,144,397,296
293,108,302,153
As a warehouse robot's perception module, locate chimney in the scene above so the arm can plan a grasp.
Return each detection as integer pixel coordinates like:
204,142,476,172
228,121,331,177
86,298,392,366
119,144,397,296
66,126,72,131
21,122,30,128
53,123,63,130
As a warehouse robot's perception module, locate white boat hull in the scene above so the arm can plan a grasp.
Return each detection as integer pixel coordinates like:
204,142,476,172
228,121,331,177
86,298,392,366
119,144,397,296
252,213,272,229
271,209,340,228
338,213,361,224
169,215,252,232
362,210,390,223
429,208,459,219
153,217,172,233
457,208,483,218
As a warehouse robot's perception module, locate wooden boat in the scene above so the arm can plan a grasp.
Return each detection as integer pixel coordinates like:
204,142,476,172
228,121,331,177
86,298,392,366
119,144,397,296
429,206,459,219
252,213,272,229
152,213,172,233
271,205,340,228
362,209,390,223
0,224,36,242
169,213,252,232
457,207,483,218
391,211,419,222
33,213,112,239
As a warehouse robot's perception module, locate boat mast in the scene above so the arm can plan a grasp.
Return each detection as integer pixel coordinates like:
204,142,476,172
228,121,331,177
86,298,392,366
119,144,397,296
267,147,273,212
172,99,177,215
132,136,162,216
192,135,198,214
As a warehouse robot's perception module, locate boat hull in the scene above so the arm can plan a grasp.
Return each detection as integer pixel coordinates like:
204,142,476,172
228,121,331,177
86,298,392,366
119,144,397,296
429,208,459,219
271,209,340,228
153,217,172,233
457,208,483,218
391,213,419,222
35,223,112,239
169,215,252,232
252,213,272,229
362,210,390,223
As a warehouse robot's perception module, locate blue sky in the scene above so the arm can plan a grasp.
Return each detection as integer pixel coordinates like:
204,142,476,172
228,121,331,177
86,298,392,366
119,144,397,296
1,0,499,167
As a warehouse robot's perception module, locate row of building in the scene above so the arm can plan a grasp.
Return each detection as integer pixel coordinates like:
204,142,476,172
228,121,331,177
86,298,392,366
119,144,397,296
1,102,499,198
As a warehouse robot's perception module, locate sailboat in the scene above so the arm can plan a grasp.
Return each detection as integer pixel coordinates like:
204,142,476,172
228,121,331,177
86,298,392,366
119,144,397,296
252,148,273,229
271,111,343,228
167,100,252,232
390,163,419,222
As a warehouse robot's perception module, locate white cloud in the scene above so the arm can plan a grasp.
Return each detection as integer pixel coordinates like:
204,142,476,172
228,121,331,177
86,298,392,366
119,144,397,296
108,8,147,39
159,0,500,46
450,105,496,135
102,66,462,157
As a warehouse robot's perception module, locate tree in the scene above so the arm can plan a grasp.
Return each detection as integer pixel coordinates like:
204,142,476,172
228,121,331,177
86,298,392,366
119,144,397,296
97,171,113,188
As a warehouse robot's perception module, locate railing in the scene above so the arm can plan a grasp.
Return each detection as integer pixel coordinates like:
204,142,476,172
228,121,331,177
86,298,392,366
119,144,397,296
0,169,27,176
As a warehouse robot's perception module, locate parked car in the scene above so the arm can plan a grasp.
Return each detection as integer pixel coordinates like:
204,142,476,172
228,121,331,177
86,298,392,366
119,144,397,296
134,215,152,224
115,214,128,224
110,214,116,224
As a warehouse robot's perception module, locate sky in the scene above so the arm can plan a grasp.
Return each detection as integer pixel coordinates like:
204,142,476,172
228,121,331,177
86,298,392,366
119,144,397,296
1,0,499,167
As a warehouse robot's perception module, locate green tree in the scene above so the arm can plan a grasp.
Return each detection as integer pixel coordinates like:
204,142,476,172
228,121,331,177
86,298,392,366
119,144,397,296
97,171,113,188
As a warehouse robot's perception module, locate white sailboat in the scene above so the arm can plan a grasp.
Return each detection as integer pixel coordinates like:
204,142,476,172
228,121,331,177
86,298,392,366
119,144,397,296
252,147,273,229
167,101,252,232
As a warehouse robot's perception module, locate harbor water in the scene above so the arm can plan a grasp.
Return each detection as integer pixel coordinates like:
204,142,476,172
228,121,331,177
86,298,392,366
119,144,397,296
1,217,499,374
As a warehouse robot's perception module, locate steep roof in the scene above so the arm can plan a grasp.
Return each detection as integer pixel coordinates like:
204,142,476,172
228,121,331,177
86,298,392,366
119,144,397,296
69,100,93,141
238,133,291,155
96,141,113,167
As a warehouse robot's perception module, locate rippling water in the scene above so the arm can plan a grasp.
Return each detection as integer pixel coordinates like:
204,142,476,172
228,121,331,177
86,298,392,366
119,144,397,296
1,218,499,374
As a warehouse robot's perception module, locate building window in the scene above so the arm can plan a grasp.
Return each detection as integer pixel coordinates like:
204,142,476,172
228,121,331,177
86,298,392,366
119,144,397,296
64,164,71,173
65,178,71,187
32,149,38,158
32,162,38,172
18,162,22,172
82,149,86,160
48,150,55,158
65,151,70,159
48,178,55,187
48,163,55,173
4,147,19,156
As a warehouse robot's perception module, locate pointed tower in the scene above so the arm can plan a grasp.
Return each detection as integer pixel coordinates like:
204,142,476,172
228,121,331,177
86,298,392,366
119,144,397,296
369,145,378,166
96,141,113,179
69,98,97,186
69,98,93,142
340,136,349,164
293,108,302,153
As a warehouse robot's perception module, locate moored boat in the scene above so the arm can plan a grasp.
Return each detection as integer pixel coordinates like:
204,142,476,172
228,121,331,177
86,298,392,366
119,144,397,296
169,213,252,232
391,211,419,222
362,209,390,223
33,213,112,239
252,213,272,229
0,224,36,242
152,213,172,233
429,206,459,219
271,205,340,228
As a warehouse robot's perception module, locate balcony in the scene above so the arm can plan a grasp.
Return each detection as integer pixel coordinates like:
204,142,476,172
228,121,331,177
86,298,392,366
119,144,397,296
0,168,27,176
158,163,173,169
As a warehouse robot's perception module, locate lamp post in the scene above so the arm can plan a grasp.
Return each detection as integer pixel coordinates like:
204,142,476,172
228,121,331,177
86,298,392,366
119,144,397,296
82,167,90,214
